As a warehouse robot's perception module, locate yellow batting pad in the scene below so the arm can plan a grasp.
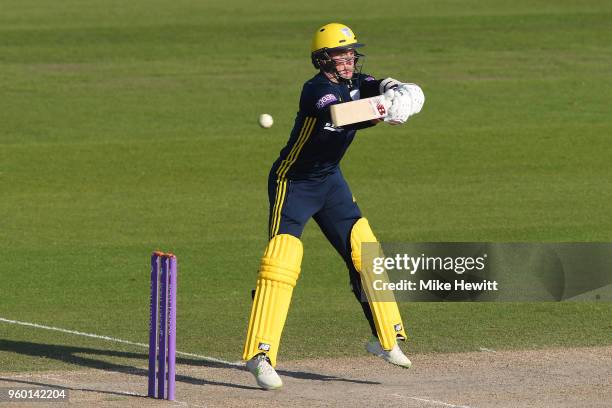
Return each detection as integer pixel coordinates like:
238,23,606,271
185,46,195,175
350,218,407,350
243,234,303,367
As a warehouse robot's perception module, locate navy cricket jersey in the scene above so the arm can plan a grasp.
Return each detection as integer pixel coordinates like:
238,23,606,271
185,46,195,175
270,72,381,181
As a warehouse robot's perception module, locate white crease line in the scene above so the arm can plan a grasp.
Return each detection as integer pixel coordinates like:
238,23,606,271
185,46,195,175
2,373,63,380
175,401,207,408
392,393,473,408
0,317,243,367
478,347,496,353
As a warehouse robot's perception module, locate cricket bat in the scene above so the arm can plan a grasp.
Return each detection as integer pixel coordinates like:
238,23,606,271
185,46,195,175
330,95,389,127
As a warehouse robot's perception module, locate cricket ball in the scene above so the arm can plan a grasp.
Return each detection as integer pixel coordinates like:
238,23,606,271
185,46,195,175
258,113,274,129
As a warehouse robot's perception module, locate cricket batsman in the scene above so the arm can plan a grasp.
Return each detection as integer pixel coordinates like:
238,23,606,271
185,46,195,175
243,22,425,390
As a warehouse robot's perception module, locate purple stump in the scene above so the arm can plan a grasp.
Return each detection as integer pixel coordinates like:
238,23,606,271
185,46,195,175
157,256,169,399
148,253,160,398
167,255,177,400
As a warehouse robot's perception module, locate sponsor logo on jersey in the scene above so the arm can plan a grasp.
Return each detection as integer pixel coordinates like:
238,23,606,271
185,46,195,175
324,122,343,132
316,93,338,109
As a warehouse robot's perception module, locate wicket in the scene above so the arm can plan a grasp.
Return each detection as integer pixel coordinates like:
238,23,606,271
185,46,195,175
148,251,177,400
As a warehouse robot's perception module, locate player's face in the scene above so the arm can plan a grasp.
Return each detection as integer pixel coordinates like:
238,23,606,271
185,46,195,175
329,49,356,79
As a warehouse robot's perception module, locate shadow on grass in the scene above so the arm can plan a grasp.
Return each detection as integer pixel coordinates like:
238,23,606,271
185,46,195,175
0,339,378,390
0,339,257,391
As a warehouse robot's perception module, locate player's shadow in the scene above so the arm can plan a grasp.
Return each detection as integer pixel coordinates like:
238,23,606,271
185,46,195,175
0,339,258,391
0,339,378,391
275,368,379,384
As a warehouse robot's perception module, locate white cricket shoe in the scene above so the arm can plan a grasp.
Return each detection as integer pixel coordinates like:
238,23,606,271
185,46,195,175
246,354,283,390
366,337,412,368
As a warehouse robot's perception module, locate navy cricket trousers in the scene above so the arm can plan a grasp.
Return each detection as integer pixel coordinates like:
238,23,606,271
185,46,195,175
267,168,377,336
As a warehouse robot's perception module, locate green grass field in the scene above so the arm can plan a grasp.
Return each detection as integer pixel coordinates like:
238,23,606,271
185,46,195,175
1,0,611,371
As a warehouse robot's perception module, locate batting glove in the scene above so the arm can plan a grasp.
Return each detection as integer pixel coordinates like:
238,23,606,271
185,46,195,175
398,83,425,115
384,88,413,125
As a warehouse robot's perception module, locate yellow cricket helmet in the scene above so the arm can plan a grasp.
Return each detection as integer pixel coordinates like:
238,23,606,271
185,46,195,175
310,23,365,74
311,23,364,53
